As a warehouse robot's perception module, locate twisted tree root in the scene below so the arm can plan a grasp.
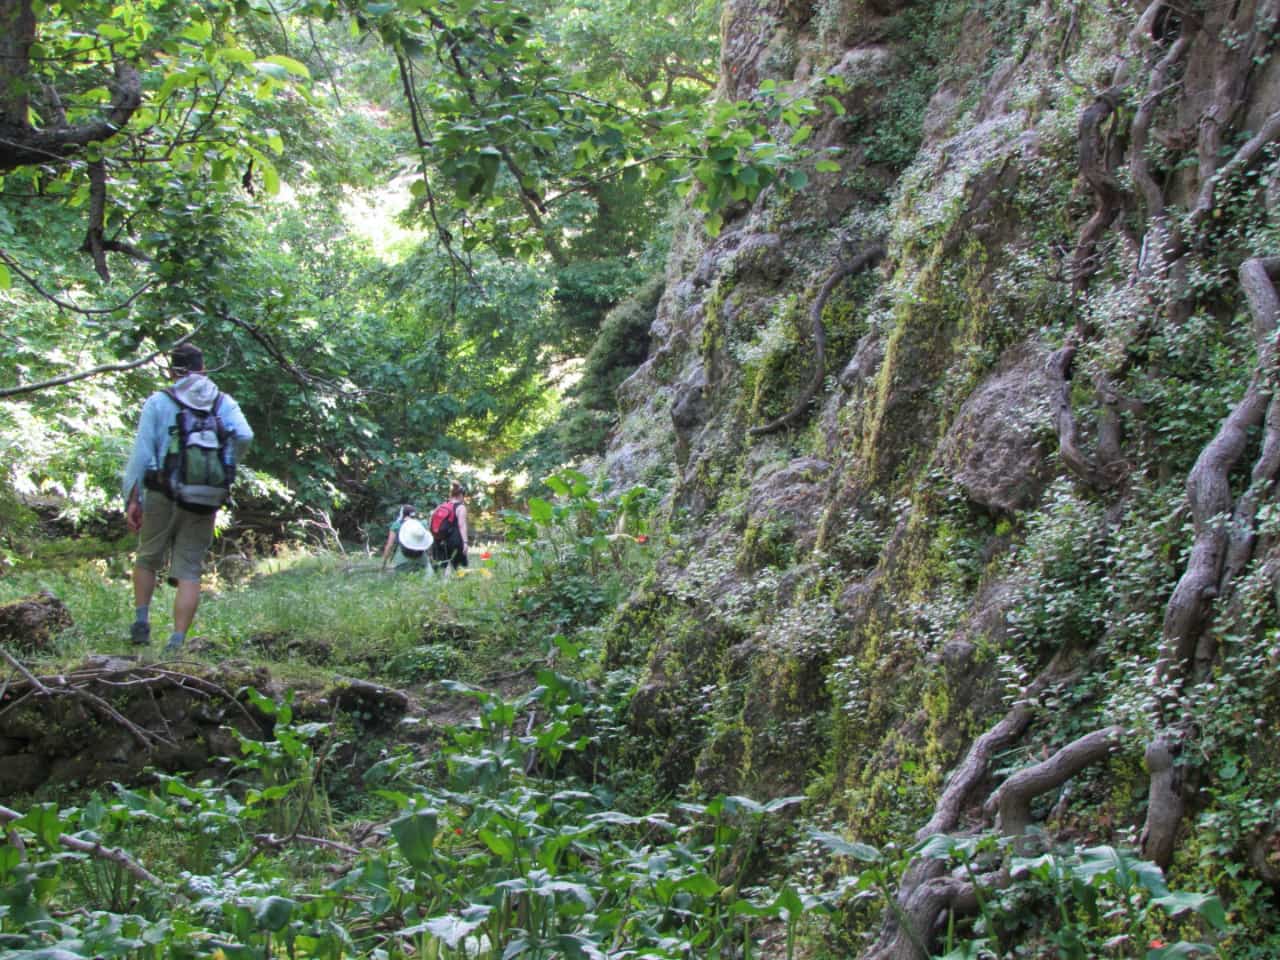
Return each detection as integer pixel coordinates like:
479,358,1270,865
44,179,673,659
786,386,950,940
750,243,885,437
1142,257,1280,868
984,725,1123,844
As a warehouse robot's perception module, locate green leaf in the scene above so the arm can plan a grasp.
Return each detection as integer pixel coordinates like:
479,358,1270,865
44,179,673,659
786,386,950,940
814,160,842,173
16,805,64,847
1152,891,1227,929
822,95,847,116
253,895,297,931
262,54,311,79
390,808,439,869
0,262,9,289
808,828,881,862
260,158,280,195
217,47,257,64
529,497,554,523
180,21,213,42
789,125,813,147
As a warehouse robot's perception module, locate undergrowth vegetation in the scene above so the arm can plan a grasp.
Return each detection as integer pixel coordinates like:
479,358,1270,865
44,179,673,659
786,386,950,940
0,465,1270,959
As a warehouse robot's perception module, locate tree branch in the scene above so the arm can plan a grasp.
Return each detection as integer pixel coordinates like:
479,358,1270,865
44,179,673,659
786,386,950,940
0,803,161,886
0,329,197,399
0,247,155,318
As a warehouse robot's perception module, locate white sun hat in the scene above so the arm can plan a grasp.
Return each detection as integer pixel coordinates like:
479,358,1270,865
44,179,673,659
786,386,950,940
398,517,432,552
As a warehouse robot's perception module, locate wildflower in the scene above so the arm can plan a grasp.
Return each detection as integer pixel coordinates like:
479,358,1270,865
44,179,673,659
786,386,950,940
480,551,492,560
480,569,492,578
635,534,648,544
1149,940,1165,949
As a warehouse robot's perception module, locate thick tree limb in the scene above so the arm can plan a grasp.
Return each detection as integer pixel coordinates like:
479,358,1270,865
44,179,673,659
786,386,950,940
0,61,143,172
867,667,1066,960
1191,0,1278,207
750,243,885,436
0,803,161,886
1140,733,1183,868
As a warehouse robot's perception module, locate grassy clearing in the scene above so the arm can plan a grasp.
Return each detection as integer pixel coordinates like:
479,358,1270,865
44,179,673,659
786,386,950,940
1,534,639,685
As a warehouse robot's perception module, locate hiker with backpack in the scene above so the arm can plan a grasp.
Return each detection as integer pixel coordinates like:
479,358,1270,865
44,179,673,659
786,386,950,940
380,504,433,573
428,482,470,574
122,343,253,655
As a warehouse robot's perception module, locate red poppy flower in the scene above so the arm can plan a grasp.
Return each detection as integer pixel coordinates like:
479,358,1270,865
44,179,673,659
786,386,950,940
480,551,492,560
1149,940,1165,949
635,535,648,544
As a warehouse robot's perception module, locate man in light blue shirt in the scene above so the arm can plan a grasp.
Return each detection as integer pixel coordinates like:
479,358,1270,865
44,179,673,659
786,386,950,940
122,344,253,654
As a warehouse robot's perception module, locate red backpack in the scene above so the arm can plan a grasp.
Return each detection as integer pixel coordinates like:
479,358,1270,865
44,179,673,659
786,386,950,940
429,501,458,539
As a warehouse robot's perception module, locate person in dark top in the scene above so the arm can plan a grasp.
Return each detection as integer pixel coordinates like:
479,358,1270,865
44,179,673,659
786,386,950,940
429,482,470,573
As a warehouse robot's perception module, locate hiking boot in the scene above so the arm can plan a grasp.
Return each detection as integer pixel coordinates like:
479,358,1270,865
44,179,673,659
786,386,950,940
163,635,183,656
130,621,151,646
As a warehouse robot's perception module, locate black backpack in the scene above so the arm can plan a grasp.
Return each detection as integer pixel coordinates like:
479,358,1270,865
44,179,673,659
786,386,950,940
159,389,234,514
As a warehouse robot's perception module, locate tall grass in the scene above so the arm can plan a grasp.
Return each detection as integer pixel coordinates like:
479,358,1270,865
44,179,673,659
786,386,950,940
1,545,539,681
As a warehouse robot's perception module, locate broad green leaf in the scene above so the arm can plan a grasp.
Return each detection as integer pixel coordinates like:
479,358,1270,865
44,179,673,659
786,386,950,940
1153,891,1227,929
253,895,297,931
262,54,311,79
180,21,212,42
808,828,881,862
529,497,553,523
390,809,438,869
217,47,257,64
260,158,280,195
16,805,64,847
0,263,9,289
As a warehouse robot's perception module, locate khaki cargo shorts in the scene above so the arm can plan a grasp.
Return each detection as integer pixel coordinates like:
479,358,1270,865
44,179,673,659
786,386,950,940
135,493,216,583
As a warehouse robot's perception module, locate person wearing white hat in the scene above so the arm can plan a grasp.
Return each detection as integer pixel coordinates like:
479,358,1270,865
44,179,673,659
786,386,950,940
380,504,433,573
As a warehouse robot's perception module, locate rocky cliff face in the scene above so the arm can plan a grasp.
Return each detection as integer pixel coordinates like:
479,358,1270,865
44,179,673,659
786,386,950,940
607,0,1279,952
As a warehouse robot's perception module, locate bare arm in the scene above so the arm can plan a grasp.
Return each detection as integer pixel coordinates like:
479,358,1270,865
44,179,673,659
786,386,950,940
457,505,469,553
380,528,397,568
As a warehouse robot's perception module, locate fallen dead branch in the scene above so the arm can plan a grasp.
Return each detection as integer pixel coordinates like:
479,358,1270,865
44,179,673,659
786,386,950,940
0,803,160,886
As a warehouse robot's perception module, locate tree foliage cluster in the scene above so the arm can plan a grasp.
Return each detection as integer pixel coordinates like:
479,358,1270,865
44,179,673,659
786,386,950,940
0,0,746,538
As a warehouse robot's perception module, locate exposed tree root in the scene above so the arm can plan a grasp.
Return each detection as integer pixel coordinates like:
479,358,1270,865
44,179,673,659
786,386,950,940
1046,345,1122,490
1141,257,1280,868
865,665,1068,960
750,243,885,436
985,725,1122,841
1070,87,1126,295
